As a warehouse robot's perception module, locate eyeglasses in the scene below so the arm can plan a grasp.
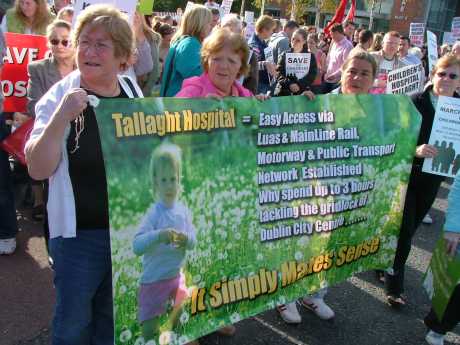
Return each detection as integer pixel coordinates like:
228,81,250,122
50,39,70,47
77,40,113,54
436,71,459,80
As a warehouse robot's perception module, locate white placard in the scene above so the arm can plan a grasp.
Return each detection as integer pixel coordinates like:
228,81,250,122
451,17,460,40
443,32,456,46
244,11,254,24
386,63,423,96
72,0,137,25
185,1,195,14
285,53,311,80
422,96,460,177
409,22,425,47
427,31,438,73
244,22,255,41
264,46,274,64
220,0,233,16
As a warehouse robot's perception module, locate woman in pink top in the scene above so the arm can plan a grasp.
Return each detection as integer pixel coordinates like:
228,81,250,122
176,28,253,98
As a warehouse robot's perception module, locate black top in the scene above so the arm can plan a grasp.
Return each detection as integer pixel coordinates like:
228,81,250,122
67,86,128,230
274,47,318,96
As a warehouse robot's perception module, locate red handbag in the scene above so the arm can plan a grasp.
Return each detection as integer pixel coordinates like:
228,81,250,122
0,118,34,165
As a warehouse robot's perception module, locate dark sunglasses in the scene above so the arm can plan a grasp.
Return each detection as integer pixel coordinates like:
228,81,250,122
50,39,70,47
436,71,459,80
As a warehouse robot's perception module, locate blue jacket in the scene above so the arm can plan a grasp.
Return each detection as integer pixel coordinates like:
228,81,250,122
445,172,460,234
248,33,270,86
160,36,203,97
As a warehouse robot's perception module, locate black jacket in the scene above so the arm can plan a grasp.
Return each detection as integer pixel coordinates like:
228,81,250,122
273,47,317,96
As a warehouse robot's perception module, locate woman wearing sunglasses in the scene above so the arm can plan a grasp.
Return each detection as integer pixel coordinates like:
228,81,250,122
25,20,75,224
27,20,75,116
385,53,460,307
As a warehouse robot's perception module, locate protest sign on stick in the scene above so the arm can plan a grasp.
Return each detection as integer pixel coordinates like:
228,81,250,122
73,0,137,24
386,64,423,96
244,10,254,24
0,33,49,113
285,53,311,79
422,96,460,178
443,32,456,46
409,23,425,47
451,17,460,40
94,94,421,345
427,31,438,73
220,0,233,16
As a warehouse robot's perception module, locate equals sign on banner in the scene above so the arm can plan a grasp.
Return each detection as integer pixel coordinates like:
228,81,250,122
242,115,252,124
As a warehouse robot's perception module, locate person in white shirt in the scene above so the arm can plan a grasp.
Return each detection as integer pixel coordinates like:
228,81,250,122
399,36,422,66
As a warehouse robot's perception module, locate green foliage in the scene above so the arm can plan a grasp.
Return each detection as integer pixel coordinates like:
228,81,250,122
96,94,421,345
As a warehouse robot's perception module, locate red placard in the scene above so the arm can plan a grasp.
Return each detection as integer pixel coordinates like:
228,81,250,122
1,33,50,112
0,118,34,165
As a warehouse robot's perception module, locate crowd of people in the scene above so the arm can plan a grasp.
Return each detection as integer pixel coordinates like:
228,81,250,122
0,0,459,345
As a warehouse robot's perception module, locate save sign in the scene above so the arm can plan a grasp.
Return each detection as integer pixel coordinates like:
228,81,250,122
1,33,49,112
285,53,311,79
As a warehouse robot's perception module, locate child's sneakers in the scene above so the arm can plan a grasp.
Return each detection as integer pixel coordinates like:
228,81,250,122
425,330,444,345
277,302,302,324
0,238,16,255
299,296,335,320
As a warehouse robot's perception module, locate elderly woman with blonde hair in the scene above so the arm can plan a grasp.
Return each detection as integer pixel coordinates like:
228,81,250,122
25,5,142,344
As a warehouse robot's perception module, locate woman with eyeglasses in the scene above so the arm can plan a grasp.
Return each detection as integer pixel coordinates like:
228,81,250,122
25,6,143,344
0,0,54,35
27,20,75,116
385,54,460,307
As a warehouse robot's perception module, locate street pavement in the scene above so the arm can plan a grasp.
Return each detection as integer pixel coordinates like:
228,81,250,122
2,181,460,345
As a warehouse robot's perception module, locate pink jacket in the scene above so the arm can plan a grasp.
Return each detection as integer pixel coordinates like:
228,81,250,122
176,73,253,98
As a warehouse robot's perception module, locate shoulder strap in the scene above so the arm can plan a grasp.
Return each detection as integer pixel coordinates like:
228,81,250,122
121,76,141,97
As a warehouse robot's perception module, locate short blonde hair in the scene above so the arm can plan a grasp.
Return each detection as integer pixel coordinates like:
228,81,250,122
56,5,73,22
432,53,460,76
341,51,377,79
221,13,242,34
172,4,212,43
255,15,275,34
72,5,133,60
150,143,182,192
46,19,71,40
201,28,250,78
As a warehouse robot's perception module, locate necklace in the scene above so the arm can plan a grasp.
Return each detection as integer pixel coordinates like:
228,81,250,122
70,80,120,154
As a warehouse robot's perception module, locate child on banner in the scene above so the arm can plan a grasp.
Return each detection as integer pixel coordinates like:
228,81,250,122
133,143,197,342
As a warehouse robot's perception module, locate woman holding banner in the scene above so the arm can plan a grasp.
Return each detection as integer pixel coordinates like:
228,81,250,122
385,54,460,307
24,5,142,344
272,28,317,96
160,4,212,97
278,51,378,324
176,28,253,98
0,0,53,35
424,171,460,345
176,27,265,338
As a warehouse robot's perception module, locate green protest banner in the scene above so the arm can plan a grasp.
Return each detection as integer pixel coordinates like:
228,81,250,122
94,94,421,345
138,0,154,14
423,235,460,319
